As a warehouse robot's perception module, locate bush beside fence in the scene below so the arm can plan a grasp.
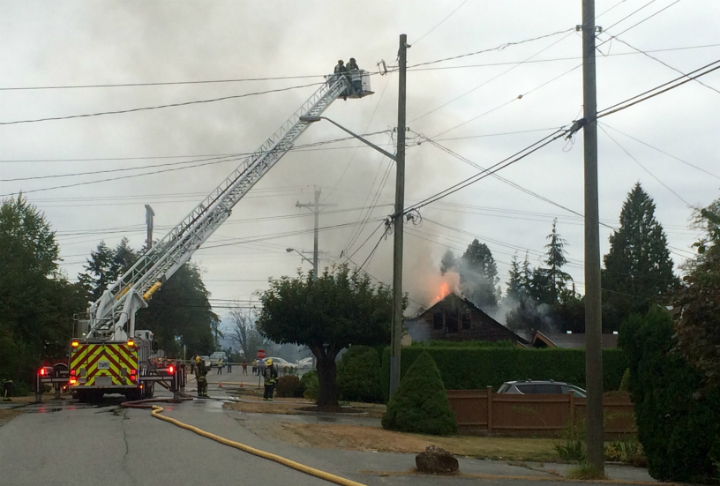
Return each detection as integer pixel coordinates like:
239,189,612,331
382,347,627,402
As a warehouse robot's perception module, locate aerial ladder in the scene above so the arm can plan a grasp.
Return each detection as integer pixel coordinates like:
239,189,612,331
43,71,374,402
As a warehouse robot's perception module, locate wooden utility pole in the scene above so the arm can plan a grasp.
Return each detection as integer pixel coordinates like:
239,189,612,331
581,0,605,473
296,187,335,280
389,34,408,398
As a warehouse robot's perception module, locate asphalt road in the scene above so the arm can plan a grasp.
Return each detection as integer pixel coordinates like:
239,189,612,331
0,379,655,486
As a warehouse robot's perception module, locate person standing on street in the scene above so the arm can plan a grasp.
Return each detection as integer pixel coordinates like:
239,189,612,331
217,357,223,375
194,356,208,398
227,357,232,373
242,359,248,375
262,358,278,401
252,359,258,375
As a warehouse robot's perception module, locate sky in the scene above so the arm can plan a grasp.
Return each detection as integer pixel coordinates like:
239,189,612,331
1,0,719,323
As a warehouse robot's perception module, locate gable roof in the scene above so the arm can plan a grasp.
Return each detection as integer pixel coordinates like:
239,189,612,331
409,292,528,344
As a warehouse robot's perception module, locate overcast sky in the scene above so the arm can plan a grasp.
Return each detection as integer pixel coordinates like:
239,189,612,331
1,0,718,320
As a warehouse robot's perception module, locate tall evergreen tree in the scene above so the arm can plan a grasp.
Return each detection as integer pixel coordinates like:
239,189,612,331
459,239,499,309
603,183,677,329
506,254,523,301
544,219,573,302
78,237,138,301
0,196,85,383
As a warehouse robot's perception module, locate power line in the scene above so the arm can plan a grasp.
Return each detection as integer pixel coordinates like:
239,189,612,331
599,124,692,207
0,81,324,126
596,59,720,119
0,153,243,182
0,72,382,91
405,43,720,73
601,0,659,33
406,28,575,71
408,29,577,124
431,63,581,138
0,154,245,197
600,34,720,96
412,0,470,46
600,123,720,180
0,130,392,164
598,0,681,47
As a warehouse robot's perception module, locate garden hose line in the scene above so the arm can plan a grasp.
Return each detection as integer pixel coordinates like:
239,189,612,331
150,405,366,486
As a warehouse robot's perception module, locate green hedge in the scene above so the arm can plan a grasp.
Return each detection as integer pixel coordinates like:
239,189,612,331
382,347,627,402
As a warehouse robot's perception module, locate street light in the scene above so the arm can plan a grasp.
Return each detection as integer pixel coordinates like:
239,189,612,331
286,247,314,267
299,116,396,161
299,114,405,400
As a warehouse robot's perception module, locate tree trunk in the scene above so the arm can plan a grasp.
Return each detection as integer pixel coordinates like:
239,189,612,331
314,350,339,409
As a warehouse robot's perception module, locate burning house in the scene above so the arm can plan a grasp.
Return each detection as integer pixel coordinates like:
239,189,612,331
405,292,526,345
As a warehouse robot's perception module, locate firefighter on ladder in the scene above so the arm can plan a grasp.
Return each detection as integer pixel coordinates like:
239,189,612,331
262,358,278,401
194,356,208,398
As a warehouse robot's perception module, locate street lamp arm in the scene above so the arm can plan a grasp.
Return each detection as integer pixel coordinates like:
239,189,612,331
286,248,314,266
300,115,396,161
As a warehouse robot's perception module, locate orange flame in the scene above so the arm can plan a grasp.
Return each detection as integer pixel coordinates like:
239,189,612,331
434,282,451,303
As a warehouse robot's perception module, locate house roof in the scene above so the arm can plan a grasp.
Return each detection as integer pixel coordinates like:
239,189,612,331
532,330,619,349
408,292,528,344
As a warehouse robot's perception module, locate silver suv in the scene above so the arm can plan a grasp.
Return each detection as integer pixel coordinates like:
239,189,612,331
497,380,586,397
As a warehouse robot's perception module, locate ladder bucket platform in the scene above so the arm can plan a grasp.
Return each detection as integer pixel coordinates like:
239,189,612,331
327,70,374,99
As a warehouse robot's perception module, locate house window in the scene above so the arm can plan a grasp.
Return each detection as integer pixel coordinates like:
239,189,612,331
433,312,443,330
446,310,459,333
462,313,471,330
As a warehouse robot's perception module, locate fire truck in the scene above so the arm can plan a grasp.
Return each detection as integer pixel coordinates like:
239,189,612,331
40,71,373,402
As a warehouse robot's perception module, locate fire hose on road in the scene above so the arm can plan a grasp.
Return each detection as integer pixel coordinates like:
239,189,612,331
140,403,365,486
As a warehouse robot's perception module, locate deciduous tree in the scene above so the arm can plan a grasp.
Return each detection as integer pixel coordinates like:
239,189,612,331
257,264,396,409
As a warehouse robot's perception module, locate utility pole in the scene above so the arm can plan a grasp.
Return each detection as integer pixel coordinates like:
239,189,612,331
296,187,335,280
389,33,408,399
145,204,155,250
581,0,605,474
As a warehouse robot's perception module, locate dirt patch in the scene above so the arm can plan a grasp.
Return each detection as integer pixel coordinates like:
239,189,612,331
270,422,559,461
296,406,366,414
0,409,22,427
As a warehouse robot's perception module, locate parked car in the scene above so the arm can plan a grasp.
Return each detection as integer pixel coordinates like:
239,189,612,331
265,357,298,373
297,357,314,369
497,380,587,397
209,352,227,368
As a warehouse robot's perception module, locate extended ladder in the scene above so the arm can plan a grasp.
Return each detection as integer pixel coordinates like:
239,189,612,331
87,73,367,340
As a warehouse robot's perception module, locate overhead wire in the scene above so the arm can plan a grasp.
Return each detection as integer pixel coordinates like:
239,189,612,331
412,0,470,46
408,29,577,124
599,123,720,180
0,81,325,126
599,124,692,207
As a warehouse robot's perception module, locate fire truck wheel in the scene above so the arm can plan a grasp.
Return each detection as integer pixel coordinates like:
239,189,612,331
144,383,154,399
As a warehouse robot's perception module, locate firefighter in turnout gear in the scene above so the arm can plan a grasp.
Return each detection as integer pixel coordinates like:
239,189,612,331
262,358,278,401
195,356,208,398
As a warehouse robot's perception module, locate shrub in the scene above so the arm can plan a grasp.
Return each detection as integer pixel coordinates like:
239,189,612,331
337,346,383,403
300,370,319,401
381,346,628,402
411,340,515,348
620,307,720,483
276,375,300,398
382,351,457,436
618,368,631,393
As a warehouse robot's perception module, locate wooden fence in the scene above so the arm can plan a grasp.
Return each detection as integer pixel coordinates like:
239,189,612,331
446,388,636,436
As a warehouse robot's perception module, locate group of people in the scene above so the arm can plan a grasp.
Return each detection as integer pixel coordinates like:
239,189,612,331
332,58,363,98
191,355,277,400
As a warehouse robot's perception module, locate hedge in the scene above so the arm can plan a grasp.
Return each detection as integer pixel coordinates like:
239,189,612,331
382,346,627,401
